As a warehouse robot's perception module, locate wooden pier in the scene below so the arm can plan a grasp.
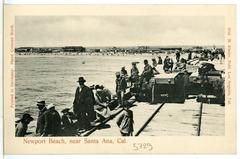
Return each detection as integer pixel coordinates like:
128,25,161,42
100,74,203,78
87,98,224,136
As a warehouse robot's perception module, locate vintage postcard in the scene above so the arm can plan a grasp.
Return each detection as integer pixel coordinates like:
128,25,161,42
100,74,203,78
3,5,236,154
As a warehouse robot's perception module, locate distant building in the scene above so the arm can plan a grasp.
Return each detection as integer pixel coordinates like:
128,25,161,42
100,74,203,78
15,47,63,53
94,49,101,52
150,49,161,53
159,47,182,51
191,46,203,53
38,48,53,53
62,46,86,52
137,46,149,53
15,47,33,52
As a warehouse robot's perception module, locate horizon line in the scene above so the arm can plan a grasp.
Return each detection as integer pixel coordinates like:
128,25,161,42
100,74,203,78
15,44,224,48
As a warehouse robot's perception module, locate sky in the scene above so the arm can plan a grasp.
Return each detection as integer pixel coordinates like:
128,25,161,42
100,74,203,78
15,16,225,47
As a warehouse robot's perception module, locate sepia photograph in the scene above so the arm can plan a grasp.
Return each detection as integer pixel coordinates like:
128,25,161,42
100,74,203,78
3,5,236,154
14,15,225,137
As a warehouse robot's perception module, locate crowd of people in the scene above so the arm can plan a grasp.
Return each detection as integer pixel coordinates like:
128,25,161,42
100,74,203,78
16,101,62,137
15,77,113,137
15,73,135,137
16,49,225,137
15,55,179,137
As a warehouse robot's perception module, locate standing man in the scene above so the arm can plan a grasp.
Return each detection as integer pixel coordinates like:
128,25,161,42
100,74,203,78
73,77,96,130
188,51,192,61
42,103,61,136
158,56,163,64
36,100,47,136
169,58,174,73
176,50,181,62
152,58,160,74
121,66,128,78
130,62,139,86
115,72,127,107
141,59,153,84
163,56,173,73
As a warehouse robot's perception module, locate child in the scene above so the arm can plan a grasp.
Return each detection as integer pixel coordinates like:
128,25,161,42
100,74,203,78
116,105,134,136
15,113,34,137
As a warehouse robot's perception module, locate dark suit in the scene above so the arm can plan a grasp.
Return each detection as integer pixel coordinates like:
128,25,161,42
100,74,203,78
36,107,47,136
61,114,75,136
42,109,61,136
73,85,96,128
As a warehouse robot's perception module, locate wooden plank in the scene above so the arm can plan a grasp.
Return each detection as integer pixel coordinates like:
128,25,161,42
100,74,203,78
90,98,225,136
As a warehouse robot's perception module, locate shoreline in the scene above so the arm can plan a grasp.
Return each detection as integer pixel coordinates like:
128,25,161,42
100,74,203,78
15,52,170,57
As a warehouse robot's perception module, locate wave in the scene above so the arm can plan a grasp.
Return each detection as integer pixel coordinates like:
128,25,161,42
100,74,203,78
21,87,44,92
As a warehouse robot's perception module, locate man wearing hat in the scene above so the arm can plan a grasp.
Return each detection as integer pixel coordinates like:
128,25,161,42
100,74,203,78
120,66,128,78
176,50,181,62
130,62,139,86
115,72,127,107
15,113,34,137
73,77,96,130
158,56,163,65
42,103,61,136
141,59,154,84
61,108,75,136
152,58,160,74
36,100,47,136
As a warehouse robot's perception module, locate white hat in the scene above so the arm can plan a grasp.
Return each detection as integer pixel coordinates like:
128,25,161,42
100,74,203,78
46,103,55,109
